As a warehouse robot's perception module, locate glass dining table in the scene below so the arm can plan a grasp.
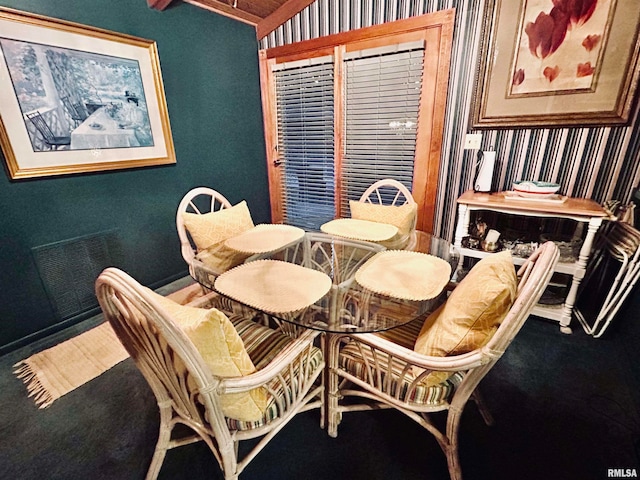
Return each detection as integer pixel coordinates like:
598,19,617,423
190,229,460,334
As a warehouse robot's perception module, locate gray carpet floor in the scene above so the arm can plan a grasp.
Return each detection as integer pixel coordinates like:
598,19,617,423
1,278,639,480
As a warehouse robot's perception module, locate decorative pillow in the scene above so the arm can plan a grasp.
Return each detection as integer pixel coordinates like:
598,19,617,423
147,289,268,421
181,200,254,272
349,200,417,248
349,200,416,236
412,250,518,384
182,200,254,250
195,245,251,274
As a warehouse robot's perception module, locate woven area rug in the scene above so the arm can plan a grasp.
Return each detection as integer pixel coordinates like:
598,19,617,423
14,282,204,409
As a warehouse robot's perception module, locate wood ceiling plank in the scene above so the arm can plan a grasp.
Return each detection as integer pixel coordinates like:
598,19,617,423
184,0,263,25
256,0,317,40
234,0,287,19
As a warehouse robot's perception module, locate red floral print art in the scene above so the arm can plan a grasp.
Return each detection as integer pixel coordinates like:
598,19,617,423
582,34,601,52
513,68,525,86
543,65,561,81
554,0,598,28
525,8,570,59
514,0,605,95
577,62,595,77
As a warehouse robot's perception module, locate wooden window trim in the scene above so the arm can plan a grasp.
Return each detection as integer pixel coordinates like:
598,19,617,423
259,9,455,232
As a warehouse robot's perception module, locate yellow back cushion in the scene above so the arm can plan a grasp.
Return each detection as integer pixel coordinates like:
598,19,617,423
349,200,417,237
182,200,254,250
413,251,517,384
149,289,268,421
181,200,254,272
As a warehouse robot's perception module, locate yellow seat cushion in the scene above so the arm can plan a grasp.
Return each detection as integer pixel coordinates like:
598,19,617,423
148,289,268,422
181,200,254,272
413,250,517,384
349,200,417,248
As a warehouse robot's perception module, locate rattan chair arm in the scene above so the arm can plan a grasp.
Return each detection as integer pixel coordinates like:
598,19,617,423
342,332,490,371
218,328,321,394
189,258,223,286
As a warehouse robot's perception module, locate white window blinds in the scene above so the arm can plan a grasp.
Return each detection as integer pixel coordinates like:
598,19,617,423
274,57,335,230
341,42,424,217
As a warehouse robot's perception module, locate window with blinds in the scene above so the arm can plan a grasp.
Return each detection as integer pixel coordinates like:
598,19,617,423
274,58,335,230
260,13,455,233
341,42,424,217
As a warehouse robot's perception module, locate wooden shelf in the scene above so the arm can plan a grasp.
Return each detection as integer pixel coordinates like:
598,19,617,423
457,190,608,219
458,247,581,275
531,303,566,322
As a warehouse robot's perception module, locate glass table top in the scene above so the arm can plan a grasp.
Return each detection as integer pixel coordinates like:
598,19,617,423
190,230,459,333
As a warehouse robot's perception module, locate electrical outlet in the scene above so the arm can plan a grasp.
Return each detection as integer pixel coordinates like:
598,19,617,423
464,133,482,150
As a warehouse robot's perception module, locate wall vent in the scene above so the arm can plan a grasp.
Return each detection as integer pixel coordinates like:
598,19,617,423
32,230,123,321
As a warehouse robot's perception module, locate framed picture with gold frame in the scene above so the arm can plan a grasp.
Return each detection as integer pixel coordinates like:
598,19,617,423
0,7,175,179
473,0,640,129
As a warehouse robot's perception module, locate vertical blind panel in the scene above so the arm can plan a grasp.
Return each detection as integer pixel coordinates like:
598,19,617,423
275,61,335,230
341,48,424,217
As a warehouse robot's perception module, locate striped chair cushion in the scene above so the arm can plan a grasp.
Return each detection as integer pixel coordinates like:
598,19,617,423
225,317,323,431
339,318,463,407
376,317,424,348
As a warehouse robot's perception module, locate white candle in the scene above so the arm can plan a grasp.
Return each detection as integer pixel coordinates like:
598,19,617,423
485,229,500,244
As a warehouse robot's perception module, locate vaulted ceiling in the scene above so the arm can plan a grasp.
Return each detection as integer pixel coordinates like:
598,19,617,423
146,0,317,39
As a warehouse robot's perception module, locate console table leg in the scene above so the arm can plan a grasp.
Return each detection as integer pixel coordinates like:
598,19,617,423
559,275,580,334
559,217,603,335
454,204,470,276
560,324,573,334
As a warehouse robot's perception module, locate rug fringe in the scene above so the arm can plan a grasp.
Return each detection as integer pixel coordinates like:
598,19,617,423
13,362,54,408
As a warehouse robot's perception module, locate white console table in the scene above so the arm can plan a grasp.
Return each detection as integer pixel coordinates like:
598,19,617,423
454,190,608,334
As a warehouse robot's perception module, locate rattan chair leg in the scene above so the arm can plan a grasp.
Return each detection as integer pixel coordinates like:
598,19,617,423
326,334,342,438
471,389,495,426
146,403,172,480
445,409,463,480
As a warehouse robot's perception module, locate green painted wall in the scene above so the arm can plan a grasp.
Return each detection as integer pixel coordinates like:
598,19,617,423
0,0,269,351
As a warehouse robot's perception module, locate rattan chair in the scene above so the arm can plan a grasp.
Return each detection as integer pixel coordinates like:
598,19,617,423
176,187,233,272
176,186,260,315
96,267,324,480
326,241,559,480
355,178,418,249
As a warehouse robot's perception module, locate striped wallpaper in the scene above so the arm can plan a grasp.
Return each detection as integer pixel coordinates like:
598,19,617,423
260,0,640,241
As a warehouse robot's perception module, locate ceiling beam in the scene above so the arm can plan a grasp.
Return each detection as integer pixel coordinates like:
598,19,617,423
256,0,317,40
147,0,173,10
184,0,262,25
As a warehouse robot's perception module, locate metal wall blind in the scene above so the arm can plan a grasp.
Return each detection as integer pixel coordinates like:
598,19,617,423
341,44,424,216
275,59,335,230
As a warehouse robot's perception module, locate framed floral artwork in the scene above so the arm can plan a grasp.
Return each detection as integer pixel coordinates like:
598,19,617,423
473,0,640,128
0,7,175,179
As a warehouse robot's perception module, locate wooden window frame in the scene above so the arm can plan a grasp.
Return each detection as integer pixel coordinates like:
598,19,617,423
259,9,455,233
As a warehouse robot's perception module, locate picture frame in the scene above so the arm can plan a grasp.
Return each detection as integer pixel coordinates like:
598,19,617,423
472,0,640,129
0,7,175,179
